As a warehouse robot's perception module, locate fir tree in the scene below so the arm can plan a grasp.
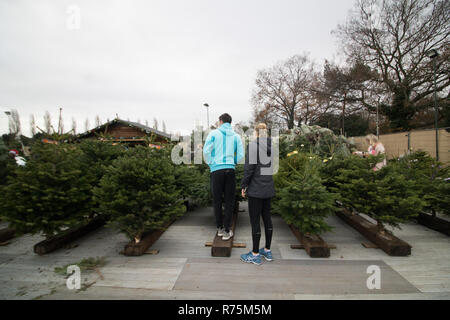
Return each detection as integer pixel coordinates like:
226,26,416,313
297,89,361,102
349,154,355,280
93,146,186,242
0,142,92,237
330,156,425,230
273,152,336,235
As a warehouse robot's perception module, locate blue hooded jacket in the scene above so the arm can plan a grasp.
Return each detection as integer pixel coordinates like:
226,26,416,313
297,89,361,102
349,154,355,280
203,123,244,172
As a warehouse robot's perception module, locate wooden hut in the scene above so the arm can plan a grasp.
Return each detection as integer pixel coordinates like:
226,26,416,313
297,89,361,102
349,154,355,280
77,118,171,145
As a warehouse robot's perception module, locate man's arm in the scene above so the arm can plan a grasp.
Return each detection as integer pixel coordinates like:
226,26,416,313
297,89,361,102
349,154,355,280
203,132,214,166
235,134,244,164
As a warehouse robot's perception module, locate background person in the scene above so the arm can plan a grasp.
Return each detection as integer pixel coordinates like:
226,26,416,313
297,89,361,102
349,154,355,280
353,134,386,171
240,123,275,265
203,113,244,241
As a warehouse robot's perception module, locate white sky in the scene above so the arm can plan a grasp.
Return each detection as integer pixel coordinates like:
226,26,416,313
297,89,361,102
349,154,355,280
0,0,356,136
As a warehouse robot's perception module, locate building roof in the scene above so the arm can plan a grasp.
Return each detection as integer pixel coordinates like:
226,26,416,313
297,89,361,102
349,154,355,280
78,118,172,139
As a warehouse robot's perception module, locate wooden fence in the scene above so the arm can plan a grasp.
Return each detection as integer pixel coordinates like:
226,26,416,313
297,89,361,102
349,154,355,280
349,128,450,164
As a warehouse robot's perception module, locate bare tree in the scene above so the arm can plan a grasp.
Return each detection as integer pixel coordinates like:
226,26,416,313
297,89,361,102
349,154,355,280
334,0,450,130
145,120,149,127
153,117,159,130
44,111,52,134
71,117,77,135
252,54,316,129
30,114,36,137
162,121,167,133
95,115,101,127
57,108,64,135
84,118,90,132
8,109,21,136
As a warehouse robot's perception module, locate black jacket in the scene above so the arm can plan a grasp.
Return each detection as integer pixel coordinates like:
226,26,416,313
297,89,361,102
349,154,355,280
241,137,275,199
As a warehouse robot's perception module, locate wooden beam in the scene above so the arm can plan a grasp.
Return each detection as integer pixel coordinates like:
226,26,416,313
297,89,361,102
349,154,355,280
417,212,450,236
0,228,15,243
124,219,175,256
336,208,411,256
205,242,246,248
288,225,331,258
34,217,105,255
211,202,239,257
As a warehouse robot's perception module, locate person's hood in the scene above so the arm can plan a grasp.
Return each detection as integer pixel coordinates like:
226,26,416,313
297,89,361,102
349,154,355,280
249,137,271,157
218,123,235,136
257,137,272,157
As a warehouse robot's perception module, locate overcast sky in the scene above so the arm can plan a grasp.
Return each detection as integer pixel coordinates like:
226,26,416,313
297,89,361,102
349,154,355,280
0,0,356,136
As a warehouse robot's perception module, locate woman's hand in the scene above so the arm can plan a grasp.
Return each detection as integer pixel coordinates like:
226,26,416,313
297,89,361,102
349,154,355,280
241,189,246,198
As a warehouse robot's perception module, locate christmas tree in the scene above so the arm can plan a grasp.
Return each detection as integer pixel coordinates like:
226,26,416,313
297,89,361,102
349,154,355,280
93,146,186,242
0,142,92,238
273,152,336,235
390,151,449,216
330,155,425,230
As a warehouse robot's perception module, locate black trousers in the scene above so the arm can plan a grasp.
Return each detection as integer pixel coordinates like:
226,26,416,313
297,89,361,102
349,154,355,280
248,196,273,254
211,169,236,232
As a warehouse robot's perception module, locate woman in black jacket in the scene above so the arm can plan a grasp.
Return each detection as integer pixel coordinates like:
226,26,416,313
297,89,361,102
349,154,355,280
240,123,275,265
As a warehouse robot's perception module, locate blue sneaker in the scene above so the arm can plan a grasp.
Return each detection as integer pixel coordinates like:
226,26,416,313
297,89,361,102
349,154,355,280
240,252,262,265
259,248,273,261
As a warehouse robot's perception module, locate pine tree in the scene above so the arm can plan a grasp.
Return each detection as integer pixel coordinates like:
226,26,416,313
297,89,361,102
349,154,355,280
273,152,336,235
78,140,125,215
93,146,186,242
330,155,425,230
0,142,92,237
390,151,450,216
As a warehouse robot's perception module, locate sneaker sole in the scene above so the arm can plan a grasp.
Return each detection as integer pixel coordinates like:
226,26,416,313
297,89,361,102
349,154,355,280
222,234,234,241
240,257,262,265
262,255,273,262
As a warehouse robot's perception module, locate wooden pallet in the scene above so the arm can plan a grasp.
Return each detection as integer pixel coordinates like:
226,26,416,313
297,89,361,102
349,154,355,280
417,212,450,237
336,208,412,256
211,202,239,257
34,217,106,255
288,225,331,258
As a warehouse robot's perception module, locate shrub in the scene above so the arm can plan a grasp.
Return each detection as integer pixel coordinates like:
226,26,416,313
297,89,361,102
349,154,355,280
273,152,336,235
93,146,186,242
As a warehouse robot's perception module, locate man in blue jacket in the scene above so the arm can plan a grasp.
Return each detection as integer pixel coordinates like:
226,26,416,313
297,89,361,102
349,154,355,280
203,113,244,241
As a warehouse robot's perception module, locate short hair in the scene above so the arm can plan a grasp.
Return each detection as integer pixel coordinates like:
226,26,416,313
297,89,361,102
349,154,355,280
255,123,267,137
219,113,232,124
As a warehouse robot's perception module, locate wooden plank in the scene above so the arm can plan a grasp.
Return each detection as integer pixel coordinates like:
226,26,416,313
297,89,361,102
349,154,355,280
291,244,336,250
0,228,15,243
33,216,106,255
417,213,450,236
123,219,176,256
211,202,239,257
205,242,246,248
288,225,331,258
336,208,412,256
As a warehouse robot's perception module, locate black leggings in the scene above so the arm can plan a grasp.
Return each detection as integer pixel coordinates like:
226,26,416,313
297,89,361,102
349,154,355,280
248,196,273,254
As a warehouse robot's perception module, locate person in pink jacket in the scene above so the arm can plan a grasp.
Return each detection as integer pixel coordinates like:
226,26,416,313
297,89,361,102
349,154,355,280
353,134,386,171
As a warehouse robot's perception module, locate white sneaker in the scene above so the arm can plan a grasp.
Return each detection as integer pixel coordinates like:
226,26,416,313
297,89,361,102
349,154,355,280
217,227,225,237
222,230,234,241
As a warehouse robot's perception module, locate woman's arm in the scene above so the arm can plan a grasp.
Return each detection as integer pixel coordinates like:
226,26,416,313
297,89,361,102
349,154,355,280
241,143,257,189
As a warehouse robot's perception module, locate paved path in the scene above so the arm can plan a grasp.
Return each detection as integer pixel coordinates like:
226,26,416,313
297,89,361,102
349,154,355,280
0,202,449,300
